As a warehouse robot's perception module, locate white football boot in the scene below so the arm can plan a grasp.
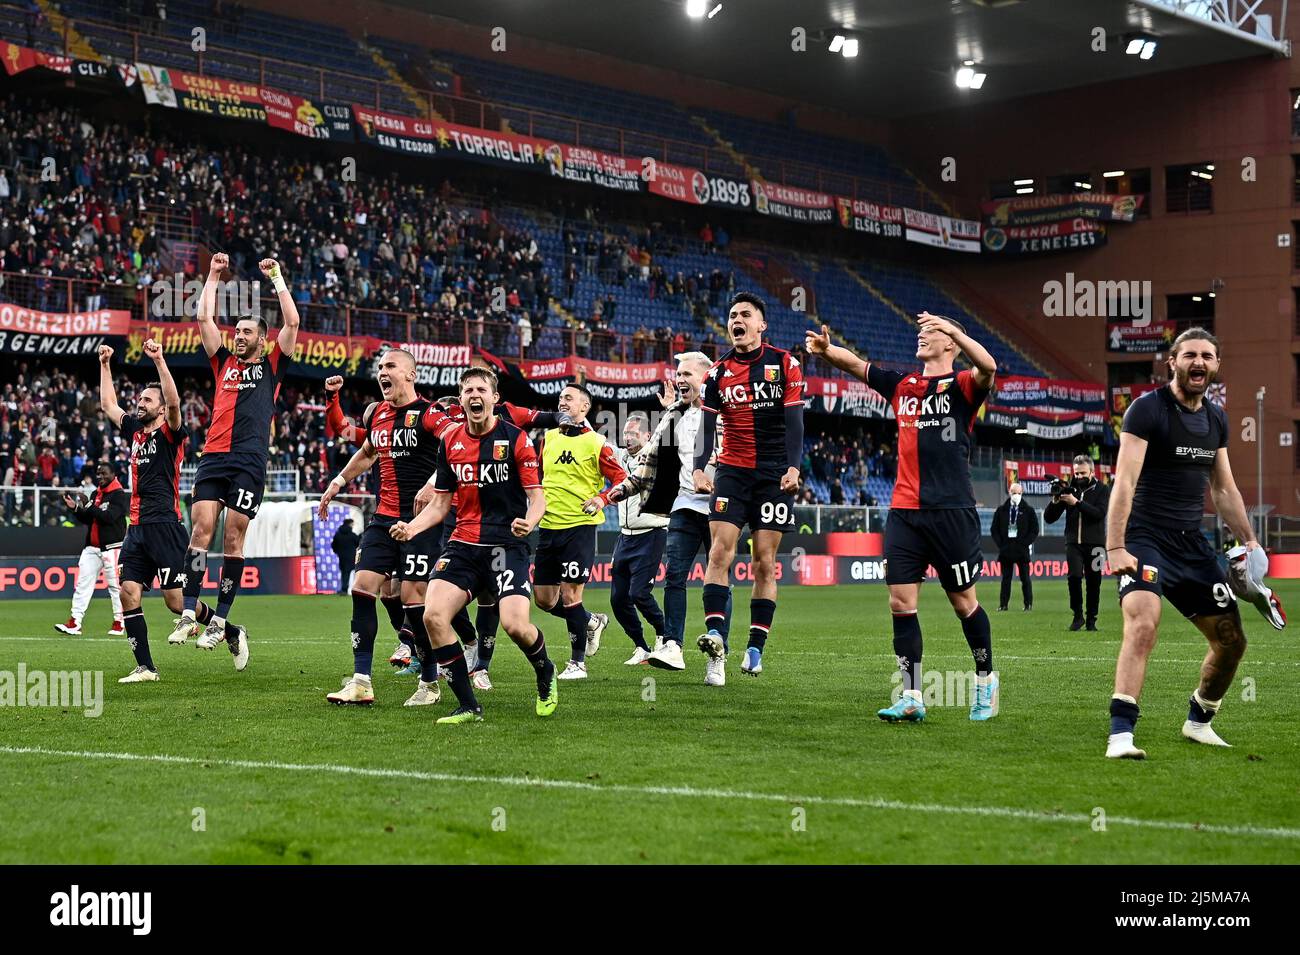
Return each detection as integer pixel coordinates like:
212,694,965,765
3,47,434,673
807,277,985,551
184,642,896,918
404,680,442,706
704,654,726,687
1182,720,1232,747
1105,732,1146,759
327,676,375,705
624,647,652,666
586,612,608,657
168,615,202,646
557,660,588,680
118,665,159,684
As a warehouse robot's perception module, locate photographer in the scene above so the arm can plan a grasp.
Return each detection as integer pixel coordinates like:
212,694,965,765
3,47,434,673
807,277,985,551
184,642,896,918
1043,454,1109,631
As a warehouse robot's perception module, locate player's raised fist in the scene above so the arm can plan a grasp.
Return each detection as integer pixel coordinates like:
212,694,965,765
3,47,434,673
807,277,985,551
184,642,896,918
97,344,114,365
805,324,832,355
324,375,344,394
259,258,282,279
208,251,229,276
510,518,533,538
390,521,412,542
143,339,163,361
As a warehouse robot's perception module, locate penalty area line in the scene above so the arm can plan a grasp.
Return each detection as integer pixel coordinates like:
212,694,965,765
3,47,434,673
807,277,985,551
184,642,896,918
1,745,1298,841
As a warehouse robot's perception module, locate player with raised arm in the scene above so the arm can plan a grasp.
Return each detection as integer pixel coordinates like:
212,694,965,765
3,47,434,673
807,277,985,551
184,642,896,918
1104,328,1283,759
167,252,299,662
98,342,242,680
532,384,626,680
390,367,558,724
807,312,998,723
691,292,805,684
317,350,459,707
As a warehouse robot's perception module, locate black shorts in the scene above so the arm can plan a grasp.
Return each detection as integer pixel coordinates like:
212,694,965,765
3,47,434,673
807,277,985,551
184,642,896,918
884,507,983,592
534,525,597,586
432,540,533,602
709,464,794,532
355,514,443,581
192,451,267,518
119,522,190,590
1117,525,1235,619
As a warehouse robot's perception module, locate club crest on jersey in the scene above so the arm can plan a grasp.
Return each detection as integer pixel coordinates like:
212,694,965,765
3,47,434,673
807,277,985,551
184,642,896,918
493,440,510,461
405,410,419,428
1142,565,1159,583
936,379,951,394
435,557,449,572
714,497,729,513
764,365,780,382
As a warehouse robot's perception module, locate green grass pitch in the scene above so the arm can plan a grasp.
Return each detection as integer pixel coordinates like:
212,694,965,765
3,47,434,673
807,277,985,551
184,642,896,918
1,581,1297,864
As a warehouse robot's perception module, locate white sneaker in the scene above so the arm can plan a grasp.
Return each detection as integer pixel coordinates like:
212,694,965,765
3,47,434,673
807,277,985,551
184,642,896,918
404,680,442,706
54,620,82,636
557,660,588,680
464,642,478,673
1182,720,1232,747
118,665,159,684
196,620,224,650
652,635,665,654
647,640,686,671
586,612,608,656
704,655,726,686
1105,731,1146,759
624,647,651,665
228,626,249,671
168,615,202,645
470,669,494,691
327,676,374,705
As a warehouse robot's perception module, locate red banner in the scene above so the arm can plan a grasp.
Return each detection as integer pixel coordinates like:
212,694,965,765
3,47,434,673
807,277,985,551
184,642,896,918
0,304,131,336
0,42,71,75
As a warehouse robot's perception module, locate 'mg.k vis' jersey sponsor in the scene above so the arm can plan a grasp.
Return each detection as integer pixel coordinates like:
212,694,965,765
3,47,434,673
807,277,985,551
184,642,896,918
203,345,292,458
866,366,990,509
700,343,804,472
433,417,541,546
364,398,459,519
119,414,188,524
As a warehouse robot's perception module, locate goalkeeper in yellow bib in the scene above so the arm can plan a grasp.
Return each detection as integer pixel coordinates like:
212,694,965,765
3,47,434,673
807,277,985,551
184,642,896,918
535,384,628,680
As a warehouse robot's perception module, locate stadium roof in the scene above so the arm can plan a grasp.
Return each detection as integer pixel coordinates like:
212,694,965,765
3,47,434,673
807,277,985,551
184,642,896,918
395,0,1287,118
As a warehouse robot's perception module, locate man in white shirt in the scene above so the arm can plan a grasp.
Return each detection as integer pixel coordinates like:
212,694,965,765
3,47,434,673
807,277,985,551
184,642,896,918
610,413,670,665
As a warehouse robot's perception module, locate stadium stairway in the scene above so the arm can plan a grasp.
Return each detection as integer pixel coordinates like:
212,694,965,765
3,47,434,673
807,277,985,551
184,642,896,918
35,0,98,59
365,44,434,118
689,116,760,180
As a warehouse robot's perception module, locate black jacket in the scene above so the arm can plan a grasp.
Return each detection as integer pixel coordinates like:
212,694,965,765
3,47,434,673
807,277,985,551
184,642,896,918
1043,478,1109,547
991,498,1039,562
332,524,359,560
70,481,127,550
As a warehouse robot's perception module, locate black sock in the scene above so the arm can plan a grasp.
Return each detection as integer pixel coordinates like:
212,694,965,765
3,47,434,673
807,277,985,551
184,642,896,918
475,603,499,671
182,548,206,613
406,605,438,682
565,602,591,662
215,556,244,619
524,628,553,695
122,608,154,671
892,611,923,693
452,606,477,647
1188,691,1217,724
1110,696,1140,735
703,583,729,633
350,592,378,675
434,642,478,710
381,593,406,634
748,598,775,652
960,605,993,676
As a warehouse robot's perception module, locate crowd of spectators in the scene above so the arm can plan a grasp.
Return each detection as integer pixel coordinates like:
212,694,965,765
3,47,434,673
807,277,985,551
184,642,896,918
797,424,896,507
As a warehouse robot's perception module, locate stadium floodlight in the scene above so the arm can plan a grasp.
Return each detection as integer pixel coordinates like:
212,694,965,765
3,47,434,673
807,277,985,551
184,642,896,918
842,38,859,58
955,67,975,88
685,0,707,17
1125,37,1145,55
969,71,986,89
1140,40,1156,60
708,3,722,18
1102,170,1125,178
1013,178,1034,186
1015,187,1034,194
1192,295,1203,302
829,34,845,53
1209,291,1216,298
1205,164,1215,171
1075,181,1092,190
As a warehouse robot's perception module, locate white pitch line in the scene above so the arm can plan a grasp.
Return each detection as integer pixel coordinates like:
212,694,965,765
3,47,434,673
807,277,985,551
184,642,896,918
3,637,1297,668
1,745,1298,842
